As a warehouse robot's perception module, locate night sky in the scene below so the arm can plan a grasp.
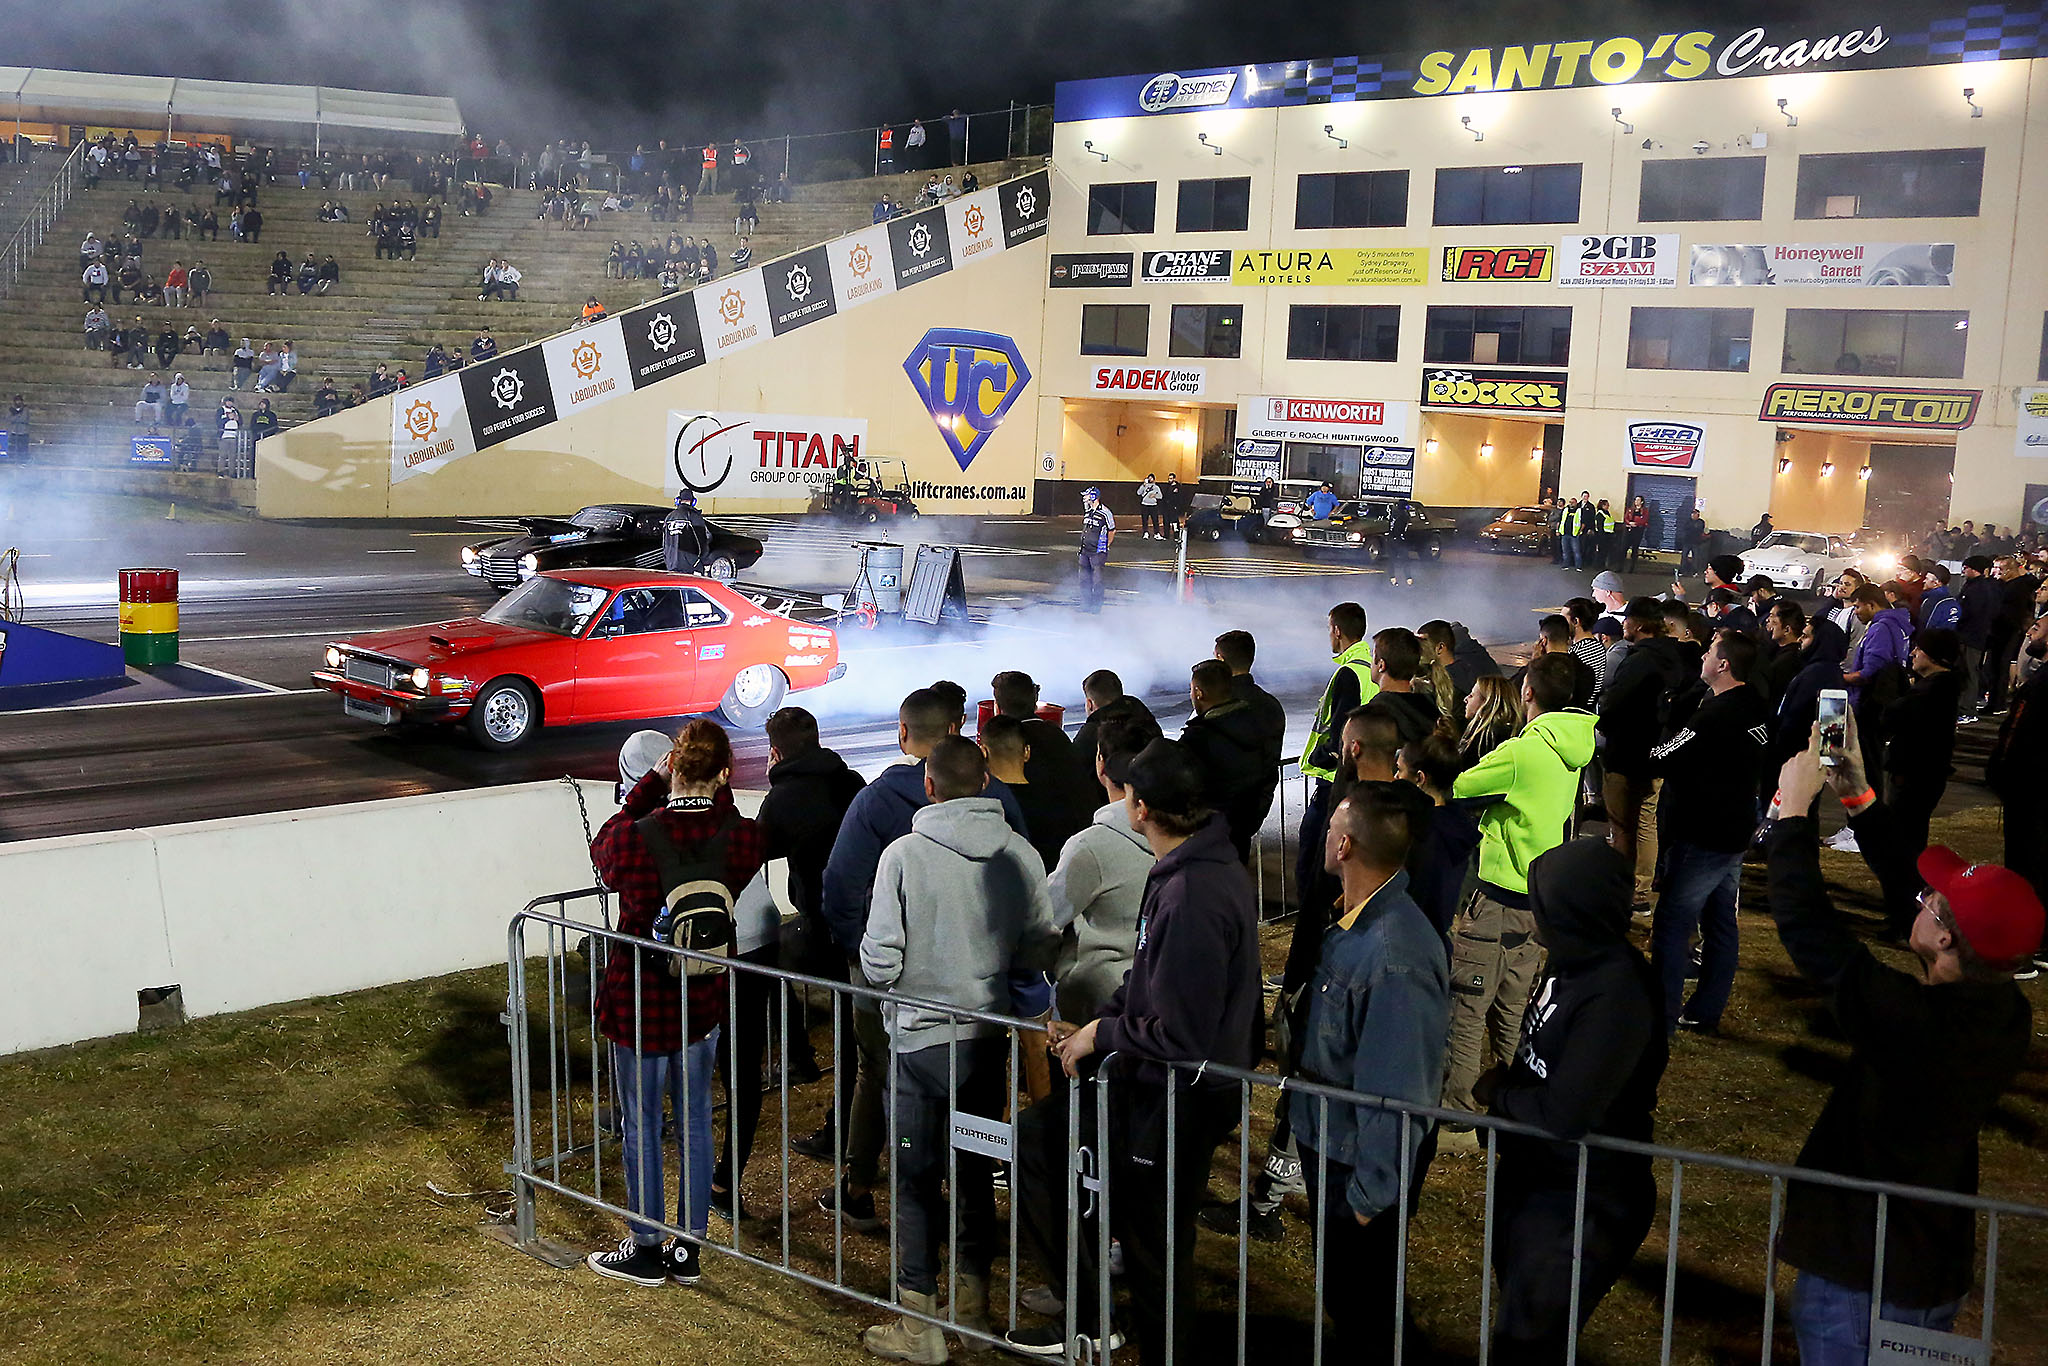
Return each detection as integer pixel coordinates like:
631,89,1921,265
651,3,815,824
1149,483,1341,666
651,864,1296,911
8,0,1794,147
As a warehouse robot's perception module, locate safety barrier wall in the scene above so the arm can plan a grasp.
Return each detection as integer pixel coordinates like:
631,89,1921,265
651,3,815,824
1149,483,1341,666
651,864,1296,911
0,779,761,1057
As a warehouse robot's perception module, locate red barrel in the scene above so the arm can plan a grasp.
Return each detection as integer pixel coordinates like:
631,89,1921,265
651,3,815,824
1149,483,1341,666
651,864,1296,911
975,699,1067,733
118,567,180,666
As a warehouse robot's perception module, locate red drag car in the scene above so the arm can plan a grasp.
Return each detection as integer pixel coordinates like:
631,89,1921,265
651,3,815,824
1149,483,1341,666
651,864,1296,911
313,570,845,748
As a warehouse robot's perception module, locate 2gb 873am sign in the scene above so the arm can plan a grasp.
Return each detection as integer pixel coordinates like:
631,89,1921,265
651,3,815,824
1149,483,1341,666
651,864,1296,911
1557,234,1679,287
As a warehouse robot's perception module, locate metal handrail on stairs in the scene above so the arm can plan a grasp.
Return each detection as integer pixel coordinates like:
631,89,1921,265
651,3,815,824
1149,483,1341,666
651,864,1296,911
0,142,87,301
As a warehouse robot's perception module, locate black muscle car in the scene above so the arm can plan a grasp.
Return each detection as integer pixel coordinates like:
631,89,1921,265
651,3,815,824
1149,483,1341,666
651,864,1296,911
460,503,764,593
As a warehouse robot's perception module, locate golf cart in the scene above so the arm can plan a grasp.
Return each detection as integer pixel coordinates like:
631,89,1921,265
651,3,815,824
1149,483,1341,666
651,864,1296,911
814,455,921,523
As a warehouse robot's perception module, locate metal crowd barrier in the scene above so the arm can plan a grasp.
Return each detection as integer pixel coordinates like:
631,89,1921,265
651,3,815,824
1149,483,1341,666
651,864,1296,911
505,898,2046,1365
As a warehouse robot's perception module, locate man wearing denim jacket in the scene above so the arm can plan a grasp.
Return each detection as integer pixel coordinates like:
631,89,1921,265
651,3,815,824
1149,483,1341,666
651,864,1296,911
1291,784,1450,1361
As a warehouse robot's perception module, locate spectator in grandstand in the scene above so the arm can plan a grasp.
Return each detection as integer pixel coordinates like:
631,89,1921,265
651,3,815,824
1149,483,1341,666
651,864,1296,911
1485,836,1668,1360
134,374,165,427
313,378,340,418
247,397,278,442
240,205,262,243
1010,738,1262,1362
947,109,969,163
1439,654,1595,1143
123,317,150,369
1291,784,1448,1358
657,259,686,292
814,689,1028,1232
276,342,298,393
294,254,316,295
154,325,179,370
422,344,448,379
858,736,1059,1361
202,319,228,367
265,251,290,295
1768,721,2040,1362
961,169,979,193
735,187,759,239
185,260,211,308
698,238,717,281
253,342,281,391
471,331,497,363
4,396,24,457
163,261,188,308
83,306,111,350
905,118,928,167
79,230,103,273
396,215,418,260
82,257,111,304
111,258,141,305
872,193,894,225
584,719,764,1290
581,296,607,324
1646,628,1770,1035
228,338,253,390
315,254,339,295
422,201,440,238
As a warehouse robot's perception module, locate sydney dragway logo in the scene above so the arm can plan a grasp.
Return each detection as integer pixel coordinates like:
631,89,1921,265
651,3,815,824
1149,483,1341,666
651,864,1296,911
1628,421,1704,469
1138,71,1238,113
903,328,1032,472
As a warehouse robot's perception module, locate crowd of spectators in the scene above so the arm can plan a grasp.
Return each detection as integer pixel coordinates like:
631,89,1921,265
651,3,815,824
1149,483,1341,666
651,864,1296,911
575,514,2045,1365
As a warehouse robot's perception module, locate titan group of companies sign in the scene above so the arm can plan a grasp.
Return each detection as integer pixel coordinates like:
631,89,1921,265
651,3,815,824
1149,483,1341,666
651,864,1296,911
1053,9,2000,121
665,411,869,500
1237,395,1413,448
389,170,1050,482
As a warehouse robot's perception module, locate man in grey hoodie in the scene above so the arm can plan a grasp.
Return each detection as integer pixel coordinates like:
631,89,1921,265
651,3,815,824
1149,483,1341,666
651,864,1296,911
859,737,1060,1362
1046,714,1156,1022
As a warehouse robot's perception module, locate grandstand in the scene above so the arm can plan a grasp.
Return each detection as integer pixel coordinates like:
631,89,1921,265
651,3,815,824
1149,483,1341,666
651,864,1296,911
0,158,1031,471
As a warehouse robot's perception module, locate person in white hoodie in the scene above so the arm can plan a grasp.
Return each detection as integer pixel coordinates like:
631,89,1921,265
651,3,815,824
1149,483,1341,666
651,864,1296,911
859,736,1061,1362
1046,713,1156,1022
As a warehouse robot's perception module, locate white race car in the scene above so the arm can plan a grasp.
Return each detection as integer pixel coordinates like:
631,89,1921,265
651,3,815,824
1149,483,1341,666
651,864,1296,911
1737,530,1862,592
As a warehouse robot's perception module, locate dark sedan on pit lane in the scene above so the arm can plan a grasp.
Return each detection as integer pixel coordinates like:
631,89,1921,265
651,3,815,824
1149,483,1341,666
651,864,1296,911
1289,498,1450,561
1477,506,1555,555
460,504,763,593
313,570,844,749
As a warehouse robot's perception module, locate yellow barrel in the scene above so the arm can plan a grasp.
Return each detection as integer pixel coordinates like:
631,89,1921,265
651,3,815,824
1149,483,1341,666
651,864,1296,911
118,567,180,666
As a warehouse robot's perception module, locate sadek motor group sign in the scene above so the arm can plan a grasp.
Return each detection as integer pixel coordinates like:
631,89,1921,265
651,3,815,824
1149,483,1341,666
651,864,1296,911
1088,364,1205,397
666,410,868,500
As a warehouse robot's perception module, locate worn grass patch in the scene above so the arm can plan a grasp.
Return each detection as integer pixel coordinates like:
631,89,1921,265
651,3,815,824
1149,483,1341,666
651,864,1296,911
1,803,2043,1364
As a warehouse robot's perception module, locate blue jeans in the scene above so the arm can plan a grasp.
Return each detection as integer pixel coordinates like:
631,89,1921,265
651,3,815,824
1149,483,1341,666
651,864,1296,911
614,1031,719,1246
1562,535,1582,569
1649,843,1744,1031
1790,1269,1961,1366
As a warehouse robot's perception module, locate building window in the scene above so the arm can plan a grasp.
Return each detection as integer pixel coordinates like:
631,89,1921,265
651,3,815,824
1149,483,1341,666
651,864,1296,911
1175,177,1251,233
1080,303,1150,356
1639,158,1765,222
1781,309,1969,378
1286,305,1400,362
1086,181,1157,235
1627,307,1753,372
1169,304,1243,358
2039,313,2048,382
1422,306,1572,367
1294,170,1409,229
1433,164,1582,226
1794,149,1985,219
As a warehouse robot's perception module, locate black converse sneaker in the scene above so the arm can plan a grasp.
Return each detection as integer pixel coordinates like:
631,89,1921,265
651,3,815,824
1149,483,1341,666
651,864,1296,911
664,1238,703,1286
586,1237,668,1287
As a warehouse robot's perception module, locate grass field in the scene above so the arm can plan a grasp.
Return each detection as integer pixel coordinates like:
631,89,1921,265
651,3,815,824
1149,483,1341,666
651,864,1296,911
2,804,2044,1365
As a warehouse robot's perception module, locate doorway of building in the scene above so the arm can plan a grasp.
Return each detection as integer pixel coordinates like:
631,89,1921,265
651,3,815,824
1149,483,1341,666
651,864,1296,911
1626,472,1697,553
1865,443,1955,535
1538,422,1564,503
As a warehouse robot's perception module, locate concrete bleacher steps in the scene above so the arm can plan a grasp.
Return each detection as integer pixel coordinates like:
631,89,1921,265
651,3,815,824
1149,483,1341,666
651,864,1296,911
0,160,1036,473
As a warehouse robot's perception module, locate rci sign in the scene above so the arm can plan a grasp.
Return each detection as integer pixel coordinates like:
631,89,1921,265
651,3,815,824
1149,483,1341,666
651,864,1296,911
1759,383,1979,431
903,327,1033,471
1441,245,1554,282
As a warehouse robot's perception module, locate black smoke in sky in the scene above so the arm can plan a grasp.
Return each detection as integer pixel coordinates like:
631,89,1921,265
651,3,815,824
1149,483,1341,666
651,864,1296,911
7,0,1789,148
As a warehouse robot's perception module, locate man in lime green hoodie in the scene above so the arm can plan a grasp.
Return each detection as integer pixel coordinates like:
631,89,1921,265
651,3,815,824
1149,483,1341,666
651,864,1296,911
1439,652,1598,1143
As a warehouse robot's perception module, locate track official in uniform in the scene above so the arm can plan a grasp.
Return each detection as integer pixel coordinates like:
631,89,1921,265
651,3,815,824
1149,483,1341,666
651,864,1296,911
1078,487,1114,614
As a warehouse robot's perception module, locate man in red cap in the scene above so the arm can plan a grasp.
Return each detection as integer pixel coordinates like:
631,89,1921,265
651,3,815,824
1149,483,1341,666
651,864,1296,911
1765,712,2039,1365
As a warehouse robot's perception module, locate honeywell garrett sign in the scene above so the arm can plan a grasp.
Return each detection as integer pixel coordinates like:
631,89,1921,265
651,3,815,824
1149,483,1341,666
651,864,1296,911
1237,395,1413,448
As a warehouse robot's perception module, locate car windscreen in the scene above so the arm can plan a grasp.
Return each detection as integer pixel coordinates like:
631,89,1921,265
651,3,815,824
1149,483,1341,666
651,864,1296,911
570,507,629,531
481,578,611,636
1503,508,1543,523
1759,532,1828,555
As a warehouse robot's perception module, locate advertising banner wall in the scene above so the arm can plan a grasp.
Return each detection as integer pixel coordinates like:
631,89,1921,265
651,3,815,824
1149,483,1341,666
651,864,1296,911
1050,252,1135,287
1232,439,1281,486
1760,383,1980,430
1237,395,1413,447
665,410,868,500
616,296,708,388
389,374,475,483
1440,245,1555,282
460,345,557,451
2017,387,2048,458
995,169,1050,247
830,224,899,312
1689,242,1955,286
1556,233,1680,287
1627,421,1705,471
762,244,839,336
540,316,630,419
1232,248,1431,287
1360,446,1418,496
887,206,954,289
1087,363,1205,396
944,188,1009,267
1142,249,1233,283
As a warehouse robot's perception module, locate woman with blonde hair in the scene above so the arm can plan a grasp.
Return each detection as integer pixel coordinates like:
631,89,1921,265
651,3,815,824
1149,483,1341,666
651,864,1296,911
1461,674,1521,765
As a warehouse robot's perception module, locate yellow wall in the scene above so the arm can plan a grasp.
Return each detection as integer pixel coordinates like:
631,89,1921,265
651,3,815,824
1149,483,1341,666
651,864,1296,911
1766,429,1873,534
259,237,1052,518
1416,412,1544,507
1054,399,1210,484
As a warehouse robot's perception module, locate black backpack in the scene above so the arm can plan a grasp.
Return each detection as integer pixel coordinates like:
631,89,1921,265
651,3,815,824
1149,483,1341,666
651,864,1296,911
635,811,739,979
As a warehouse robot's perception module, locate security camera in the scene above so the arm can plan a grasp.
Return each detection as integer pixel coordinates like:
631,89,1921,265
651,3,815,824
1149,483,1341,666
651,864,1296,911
1691,139,1712,155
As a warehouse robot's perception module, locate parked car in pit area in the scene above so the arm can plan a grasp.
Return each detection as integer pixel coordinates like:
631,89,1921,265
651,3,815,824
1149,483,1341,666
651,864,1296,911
1477,505,1555,555
313,570,844,749
460,504,763,593
1290,498,1452,561
1737,529,1863,592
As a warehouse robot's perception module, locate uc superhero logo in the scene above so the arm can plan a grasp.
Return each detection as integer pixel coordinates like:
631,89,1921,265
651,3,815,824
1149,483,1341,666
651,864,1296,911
903,328,1032,472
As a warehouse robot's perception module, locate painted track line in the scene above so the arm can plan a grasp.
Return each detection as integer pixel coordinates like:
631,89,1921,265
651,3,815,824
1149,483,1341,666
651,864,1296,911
0,688,321,717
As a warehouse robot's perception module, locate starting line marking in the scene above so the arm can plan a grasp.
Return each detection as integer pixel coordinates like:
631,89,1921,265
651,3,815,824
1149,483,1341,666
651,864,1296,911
1124,557,1385,579
175,661,293,694
0,688,321,717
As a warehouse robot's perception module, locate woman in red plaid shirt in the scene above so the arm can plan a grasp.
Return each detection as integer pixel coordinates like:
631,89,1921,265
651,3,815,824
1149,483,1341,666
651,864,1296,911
586,720,765,1289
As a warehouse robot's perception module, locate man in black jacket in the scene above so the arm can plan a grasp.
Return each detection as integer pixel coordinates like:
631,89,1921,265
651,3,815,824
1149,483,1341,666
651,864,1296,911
1598,599,1687,910
1768,727,2039,1361
1956,556,2000,715
1011,739,1262,1363
1486,837,1668,1362
993,670,1087,832
1214,629,1288,843
1070,668,1159,782
1362,626,1440,744
1985,556,2042,714
1986,639,2048,976
1881,628,1966,921
1646,628,1771,1033
1180,660,1272,863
